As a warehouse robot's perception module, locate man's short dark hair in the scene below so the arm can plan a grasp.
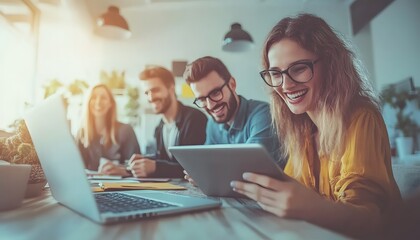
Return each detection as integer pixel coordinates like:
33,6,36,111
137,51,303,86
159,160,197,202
184,56,232,85
139,66,175,88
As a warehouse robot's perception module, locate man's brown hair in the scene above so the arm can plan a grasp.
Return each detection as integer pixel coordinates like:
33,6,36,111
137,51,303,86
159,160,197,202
139,66,175,88
184,56,231,85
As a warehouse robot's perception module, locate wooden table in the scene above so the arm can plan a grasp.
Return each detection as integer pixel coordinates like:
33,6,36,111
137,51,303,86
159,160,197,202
0,181,348,240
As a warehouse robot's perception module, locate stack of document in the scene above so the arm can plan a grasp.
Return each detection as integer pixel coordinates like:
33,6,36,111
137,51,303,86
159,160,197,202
86,170,184,192
95,182,186,192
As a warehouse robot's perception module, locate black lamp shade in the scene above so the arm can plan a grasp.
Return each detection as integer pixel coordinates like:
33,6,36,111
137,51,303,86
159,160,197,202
96,6,131,39
222,23,254,52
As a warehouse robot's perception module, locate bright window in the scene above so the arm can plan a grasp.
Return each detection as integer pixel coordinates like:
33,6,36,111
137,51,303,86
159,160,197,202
0,16,36,130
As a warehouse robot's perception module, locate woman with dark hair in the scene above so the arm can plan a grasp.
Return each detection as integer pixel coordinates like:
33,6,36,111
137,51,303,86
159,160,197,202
77,84,140,176
230,14,401,238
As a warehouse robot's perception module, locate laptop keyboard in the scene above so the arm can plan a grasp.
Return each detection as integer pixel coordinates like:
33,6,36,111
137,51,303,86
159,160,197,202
95,192,176,213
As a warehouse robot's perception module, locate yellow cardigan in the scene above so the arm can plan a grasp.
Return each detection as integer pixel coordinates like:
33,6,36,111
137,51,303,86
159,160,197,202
284,106,401,223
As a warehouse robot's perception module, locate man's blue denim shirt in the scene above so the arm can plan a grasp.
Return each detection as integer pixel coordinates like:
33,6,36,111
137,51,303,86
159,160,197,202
205,96,284,166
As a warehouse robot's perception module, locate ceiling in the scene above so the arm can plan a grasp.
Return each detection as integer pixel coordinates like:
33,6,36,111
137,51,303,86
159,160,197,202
0,0,63,35
84,0,353,22
0,0,41,36
0,0,353,37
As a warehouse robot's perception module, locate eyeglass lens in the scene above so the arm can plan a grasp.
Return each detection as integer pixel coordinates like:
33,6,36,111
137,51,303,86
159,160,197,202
194,83,227,108
262,62,314,87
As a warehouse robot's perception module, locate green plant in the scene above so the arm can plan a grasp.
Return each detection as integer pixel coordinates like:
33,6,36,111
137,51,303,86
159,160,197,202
125,85,140,127
67,79,89,96
100,70,126,89
43,79,89,99
395,112,419,137
0,120,45,183
43,79,63,98
381,86,419,138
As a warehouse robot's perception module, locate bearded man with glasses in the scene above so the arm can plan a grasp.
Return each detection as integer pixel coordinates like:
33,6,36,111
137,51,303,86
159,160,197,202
183,56,285,169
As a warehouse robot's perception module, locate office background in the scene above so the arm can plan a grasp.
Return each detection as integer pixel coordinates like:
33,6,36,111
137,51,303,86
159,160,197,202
0,0,419,151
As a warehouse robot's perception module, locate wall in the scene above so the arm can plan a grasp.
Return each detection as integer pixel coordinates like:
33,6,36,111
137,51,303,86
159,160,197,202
105,2,350,102
353,24,376,89
370,0,420,89
363,0,420,151
35,1,351,103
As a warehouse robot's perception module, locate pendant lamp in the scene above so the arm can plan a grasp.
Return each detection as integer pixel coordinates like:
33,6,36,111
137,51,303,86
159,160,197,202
96,6,131,39
222,23,254,52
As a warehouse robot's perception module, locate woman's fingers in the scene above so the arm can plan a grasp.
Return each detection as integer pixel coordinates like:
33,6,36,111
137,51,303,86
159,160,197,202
232,181,277,202
102,164,117,175
99,161,114,174
242,172,289,191
257,201,287,217
232,181,288,216
231,173,318,219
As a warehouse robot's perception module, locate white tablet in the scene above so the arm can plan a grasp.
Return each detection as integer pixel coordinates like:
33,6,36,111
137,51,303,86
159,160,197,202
169,144,284,198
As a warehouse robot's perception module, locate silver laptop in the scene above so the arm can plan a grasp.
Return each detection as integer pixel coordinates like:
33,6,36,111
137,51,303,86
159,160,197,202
24,94,221,224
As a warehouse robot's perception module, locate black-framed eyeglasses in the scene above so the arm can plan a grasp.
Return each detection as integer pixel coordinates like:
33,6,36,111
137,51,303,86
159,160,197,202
259,59,320,87
193,81,229,108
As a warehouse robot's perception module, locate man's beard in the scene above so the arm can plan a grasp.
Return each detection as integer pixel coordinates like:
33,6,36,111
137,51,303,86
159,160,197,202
207,87,238,124
151,96,172,114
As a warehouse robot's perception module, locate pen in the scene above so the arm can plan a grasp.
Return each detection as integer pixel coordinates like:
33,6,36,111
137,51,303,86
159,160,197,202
125,154,157,170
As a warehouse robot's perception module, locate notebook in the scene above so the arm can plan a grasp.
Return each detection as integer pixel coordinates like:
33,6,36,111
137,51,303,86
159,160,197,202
24,94,221,224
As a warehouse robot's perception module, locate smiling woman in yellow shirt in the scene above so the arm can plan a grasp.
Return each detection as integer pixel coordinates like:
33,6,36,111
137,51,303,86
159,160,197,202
230,14,401,239
285,104,400,231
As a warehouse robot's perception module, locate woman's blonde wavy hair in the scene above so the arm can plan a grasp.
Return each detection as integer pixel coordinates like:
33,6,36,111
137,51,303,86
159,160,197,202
77,84,118,148
262,14,379,177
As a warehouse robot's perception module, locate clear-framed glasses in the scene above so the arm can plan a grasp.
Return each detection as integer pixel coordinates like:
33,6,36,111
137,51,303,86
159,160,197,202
259,59,319,87
193,81,229,108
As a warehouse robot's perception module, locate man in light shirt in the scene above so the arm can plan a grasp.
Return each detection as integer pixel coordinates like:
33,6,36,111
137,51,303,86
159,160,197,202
129,66,207,178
